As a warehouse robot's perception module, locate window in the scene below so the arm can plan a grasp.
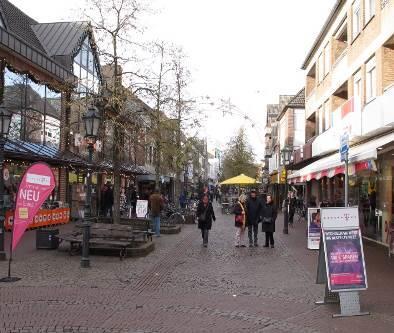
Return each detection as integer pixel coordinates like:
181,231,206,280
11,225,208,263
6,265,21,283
318,107,324,134
353,70,362,98
366,56,377,102
318,53,324,83
324,43,330,76
352,0,362,40
324,100,331,131
365,0,376,22
293,109,305,146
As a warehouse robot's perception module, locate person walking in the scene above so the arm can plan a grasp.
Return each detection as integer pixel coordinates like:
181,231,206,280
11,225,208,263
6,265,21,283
149,188,163,237
262,194,277,248
197,194,216,247
103,182,114,217
246,189,264,247
288,192,296,227
234,194,247,248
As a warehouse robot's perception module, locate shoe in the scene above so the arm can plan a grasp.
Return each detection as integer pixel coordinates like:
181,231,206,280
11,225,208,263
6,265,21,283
263,245,269,248
249,244,254,248
203,243,207,247
271,245,275,248
254,243,259,247
235,245,240,248
240,245,246,248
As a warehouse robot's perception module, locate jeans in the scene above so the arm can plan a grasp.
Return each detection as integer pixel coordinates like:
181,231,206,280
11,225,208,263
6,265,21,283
235,227,245,246
265,232,274,246
248,224,258,245
152,216,160,236
201,229,209,245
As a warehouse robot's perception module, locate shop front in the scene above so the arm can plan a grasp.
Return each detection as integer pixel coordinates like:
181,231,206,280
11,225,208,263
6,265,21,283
289,131,394,245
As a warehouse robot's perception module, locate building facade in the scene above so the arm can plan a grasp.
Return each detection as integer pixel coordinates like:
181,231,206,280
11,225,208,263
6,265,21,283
289,0,394,244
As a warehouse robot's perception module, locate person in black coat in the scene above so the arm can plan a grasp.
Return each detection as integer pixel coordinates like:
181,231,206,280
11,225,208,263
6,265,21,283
262,194,278,248
197,194,216,247
246,189,264,247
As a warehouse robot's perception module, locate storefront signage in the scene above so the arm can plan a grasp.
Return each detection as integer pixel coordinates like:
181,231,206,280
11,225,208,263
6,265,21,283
307,208,321,250
12,163,55,250
321,207,368,292
340,132,349,162
136,200,148,218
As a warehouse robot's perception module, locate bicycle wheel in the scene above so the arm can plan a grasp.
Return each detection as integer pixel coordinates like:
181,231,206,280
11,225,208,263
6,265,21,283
168,212,185,225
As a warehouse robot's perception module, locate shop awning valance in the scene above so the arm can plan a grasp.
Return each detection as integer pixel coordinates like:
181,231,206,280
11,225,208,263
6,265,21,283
288,132,394,184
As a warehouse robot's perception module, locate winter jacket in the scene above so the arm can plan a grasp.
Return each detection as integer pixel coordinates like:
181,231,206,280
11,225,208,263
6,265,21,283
149,193,163,217
261,202,277,233
197,201,216,230
233,202,246,228
246,197,263,226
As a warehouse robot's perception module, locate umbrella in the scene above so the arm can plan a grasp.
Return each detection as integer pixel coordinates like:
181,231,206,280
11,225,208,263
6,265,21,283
220,173,259,185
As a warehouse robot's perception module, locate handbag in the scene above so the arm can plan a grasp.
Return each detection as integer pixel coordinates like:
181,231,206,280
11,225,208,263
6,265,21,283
198,207,208,222
262,217,272,224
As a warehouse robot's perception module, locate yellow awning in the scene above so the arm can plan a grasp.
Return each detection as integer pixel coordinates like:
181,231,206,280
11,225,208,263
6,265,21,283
220,174,258,185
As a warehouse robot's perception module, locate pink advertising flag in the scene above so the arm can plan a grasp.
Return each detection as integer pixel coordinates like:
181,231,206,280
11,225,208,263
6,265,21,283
12,163,55,250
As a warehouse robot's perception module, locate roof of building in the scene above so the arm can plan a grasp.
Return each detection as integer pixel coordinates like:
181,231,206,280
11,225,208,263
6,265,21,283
0,0,96,82
277,88,305,121
301,0,345,70
0,0,45,52
32,21,89,57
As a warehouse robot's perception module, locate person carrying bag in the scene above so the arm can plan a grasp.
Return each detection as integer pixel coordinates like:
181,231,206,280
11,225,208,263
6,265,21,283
197,194,216,247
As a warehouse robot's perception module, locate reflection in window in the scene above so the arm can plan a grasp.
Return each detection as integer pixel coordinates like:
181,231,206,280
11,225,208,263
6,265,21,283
3,67,61,147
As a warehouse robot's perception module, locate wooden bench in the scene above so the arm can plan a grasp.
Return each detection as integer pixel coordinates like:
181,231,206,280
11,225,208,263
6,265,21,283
57,222,154,259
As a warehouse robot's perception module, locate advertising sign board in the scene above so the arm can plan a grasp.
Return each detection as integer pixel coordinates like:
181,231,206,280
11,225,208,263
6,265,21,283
308,208,321,250
136,200,149,218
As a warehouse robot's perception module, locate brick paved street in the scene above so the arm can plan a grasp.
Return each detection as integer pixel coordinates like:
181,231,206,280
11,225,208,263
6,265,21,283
1,206,394,332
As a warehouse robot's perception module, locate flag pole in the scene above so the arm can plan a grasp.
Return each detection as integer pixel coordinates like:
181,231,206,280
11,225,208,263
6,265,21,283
0,215,20,283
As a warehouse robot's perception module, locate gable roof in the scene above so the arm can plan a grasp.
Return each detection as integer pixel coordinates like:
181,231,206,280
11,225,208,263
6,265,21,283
32,21,89,57
277,88,305,121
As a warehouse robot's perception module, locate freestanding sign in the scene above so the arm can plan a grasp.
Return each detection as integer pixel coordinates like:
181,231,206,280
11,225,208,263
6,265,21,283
316,207,369,317
340,133,349,163
12,163,55,250
136,200,149,218
307,208,321,250
1,162,55,283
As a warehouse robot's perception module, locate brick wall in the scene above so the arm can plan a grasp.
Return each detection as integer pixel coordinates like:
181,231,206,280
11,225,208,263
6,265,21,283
382,45,394,90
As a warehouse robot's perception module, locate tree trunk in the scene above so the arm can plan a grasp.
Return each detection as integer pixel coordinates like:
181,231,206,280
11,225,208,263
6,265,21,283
112,125,121,224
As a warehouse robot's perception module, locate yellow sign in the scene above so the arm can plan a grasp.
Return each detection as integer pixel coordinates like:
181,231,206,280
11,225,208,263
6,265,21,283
280,169,287,184
18,207,28,219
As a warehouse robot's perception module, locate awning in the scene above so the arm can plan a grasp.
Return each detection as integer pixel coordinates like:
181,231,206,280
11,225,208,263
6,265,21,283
288,132,394,184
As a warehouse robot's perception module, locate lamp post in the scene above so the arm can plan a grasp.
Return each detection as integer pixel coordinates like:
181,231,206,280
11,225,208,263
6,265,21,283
80,105,101,268
281,145,292,235
0,105,12,261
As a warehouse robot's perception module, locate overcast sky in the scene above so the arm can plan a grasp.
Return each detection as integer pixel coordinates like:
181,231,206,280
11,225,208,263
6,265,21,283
10,0,335,160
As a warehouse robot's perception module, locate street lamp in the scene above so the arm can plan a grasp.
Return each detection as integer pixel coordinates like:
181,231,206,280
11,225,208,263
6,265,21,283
281,145,292,235
0,104,12,261
80,105,101,268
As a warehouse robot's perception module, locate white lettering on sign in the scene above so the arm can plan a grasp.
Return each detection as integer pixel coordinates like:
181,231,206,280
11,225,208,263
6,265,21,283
19,189,40,202
26,173,50,186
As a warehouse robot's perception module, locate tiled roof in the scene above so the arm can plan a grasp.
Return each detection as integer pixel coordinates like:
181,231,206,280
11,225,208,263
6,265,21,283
0,0,45,52
287,88,305,108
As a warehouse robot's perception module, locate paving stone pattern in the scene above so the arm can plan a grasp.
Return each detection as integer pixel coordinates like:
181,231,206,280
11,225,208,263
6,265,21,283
1,205,394,332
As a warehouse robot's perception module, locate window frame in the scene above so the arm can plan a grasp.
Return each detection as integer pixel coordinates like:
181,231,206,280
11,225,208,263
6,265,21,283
324,43,331,77
366,56,377,102
364,0,376,24
352,0,362,41
318,53,324,83
353,69,362,99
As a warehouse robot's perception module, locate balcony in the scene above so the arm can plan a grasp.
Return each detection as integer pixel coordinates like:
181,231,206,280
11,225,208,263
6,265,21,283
362,85,394,137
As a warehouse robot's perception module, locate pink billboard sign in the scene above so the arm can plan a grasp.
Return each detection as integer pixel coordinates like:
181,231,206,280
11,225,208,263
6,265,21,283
12,163,55,250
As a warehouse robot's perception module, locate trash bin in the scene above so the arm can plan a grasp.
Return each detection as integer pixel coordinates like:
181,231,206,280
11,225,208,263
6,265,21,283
36,228,59,249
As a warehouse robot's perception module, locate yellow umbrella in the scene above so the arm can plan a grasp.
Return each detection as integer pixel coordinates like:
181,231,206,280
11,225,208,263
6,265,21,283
220,173,258,185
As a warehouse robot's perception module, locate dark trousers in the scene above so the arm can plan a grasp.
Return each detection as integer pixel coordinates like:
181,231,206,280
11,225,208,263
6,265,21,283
248,224,258,245
289,212,294,225
265,232,274,246
201,229,209,244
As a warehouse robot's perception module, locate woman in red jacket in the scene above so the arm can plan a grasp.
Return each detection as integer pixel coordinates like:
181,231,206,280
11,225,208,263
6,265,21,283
234,194,247,247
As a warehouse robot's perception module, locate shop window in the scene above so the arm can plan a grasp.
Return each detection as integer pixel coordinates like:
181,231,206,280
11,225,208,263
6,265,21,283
352,0,362,40
366,56,377,102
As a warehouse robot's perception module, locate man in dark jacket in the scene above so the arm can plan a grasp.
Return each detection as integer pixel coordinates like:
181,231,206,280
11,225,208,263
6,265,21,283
246,189,264,247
